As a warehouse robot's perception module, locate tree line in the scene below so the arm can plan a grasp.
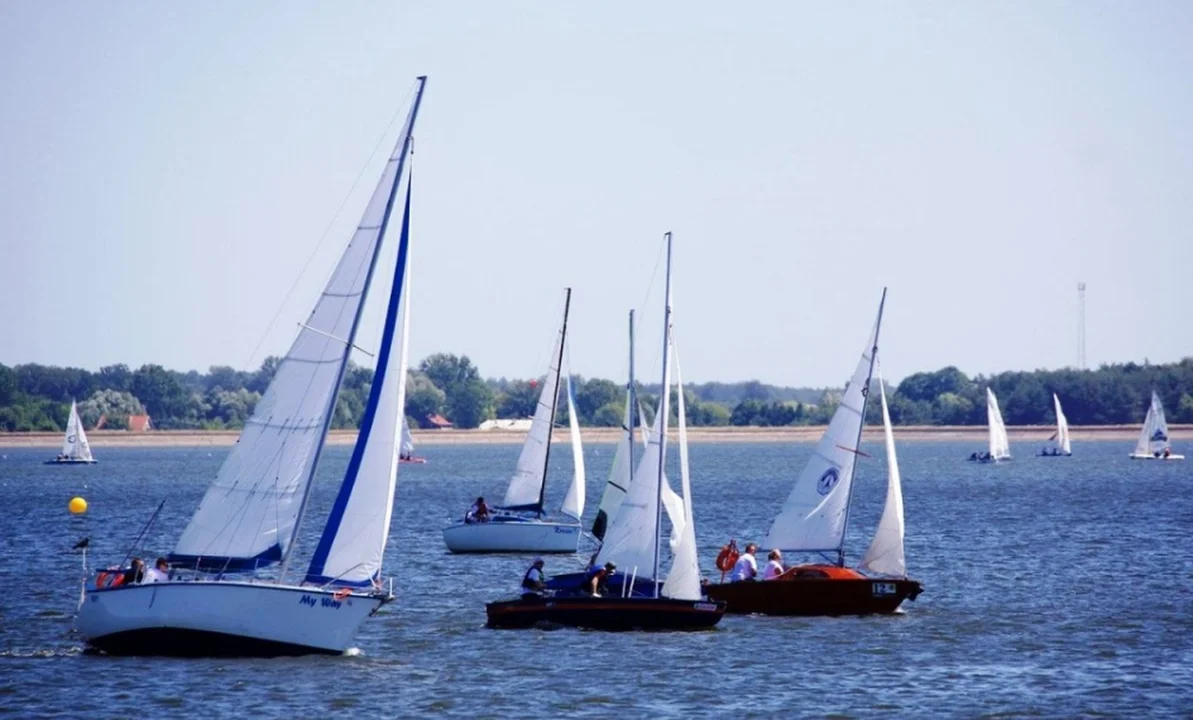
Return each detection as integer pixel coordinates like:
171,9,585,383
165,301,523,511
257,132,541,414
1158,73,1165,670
0,355,1190,432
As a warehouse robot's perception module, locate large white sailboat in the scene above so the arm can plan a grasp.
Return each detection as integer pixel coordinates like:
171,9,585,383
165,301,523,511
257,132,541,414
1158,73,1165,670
441,290,586,554
970,388,1011,462
75,77,428,656
1039,393,1072,457
46,400,96,464
1129,391,1184,460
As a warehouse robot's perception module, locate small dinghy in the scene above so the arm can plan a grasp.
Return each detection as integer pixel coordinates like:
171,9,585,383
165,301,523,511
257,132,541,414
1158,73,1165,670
968,388,1011,463
46,400,97,465
398,416,426,464
1129,391,1184,460
1038,394,1072,457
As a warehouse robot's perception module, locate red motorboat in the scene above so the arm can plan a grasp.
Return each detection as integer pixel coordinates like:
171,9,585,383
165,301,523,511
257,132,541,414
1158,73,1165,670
705,564,921,616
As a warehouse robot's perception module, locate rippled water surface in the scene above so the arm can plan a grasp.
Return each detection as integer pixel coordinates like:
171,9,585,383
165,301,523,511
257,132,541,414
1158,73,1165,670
1,440,1191,717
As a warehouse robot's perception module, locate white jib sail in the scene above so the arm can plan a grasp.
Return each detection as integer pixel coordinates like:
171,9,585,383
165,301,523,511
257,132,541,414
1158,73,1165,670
503,322,564,510
1053,394,1071,455
172,98,420,568
62,400,93,461
763,315,878,553
592,390,633,540
305,246,412,587
1135,391,1171,455
560,373,586,522
400,415,415,458
987,388,1011,460
860,374,906,578
663,346,702,601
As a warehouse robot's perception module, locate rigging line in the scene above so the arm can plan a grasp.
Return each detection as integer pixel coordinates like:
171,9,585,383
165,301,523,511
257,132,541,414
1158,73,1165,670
238,82,419,375
633,234,669,394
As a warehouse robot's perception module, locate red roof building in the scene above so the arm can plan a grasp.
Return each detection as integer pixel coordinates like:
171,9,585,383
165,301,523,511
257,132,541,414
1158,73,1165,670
425,413,453,429
128,414,152,432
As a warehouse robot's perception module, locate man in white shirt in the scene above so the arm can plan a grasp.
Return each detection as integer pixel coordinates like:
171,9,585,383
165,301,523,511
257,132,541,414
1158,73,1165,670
729,543,759,582
144,557,170,583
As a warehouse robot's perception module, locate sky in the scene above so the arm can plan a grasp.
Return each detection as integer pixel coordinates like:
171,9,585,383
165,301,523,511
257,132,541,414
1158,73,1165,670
1,2,1191,387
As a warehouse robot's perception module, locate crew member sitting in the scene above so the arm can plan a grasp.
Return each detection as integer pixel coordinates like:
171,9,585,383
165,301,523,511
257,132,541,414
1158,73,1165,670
729,543,758,582
585,561,616,597
145,557,170,583
762,549,784,580
465,496,492,524
123,558,146,585
521,558,546,598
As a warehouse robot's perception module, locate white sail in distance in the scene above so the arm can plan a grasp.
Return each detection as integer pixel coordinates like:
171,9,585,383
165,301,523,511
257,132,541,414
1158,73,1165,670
986,388,1011,460
1134,391,1171,456
61,400,94,462
1053,394,1071,455
860,373,906,578
400,415,415,458
763,295,883,555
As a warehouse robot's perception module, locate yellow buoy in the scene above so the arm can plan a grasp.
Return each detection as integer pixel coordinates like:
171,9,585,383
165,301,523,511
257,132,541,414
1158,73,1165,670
69,497,88,514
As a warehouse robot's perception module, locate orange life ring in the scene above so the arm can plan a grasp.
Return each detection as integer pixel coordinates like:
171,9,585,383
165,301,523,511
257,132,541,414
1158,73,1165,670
715,541,740,572
333,588,352,601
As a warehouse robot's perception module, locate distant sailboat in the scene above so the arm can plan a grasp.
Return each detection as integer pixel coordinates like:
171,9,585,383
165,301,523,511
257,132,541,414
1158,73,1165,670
46,400,96,465
705,289,922,616
398,415,426,464
1038,394,1072,457
76,76,428,656
1129,391,1184,460
969,388,1011,463
441,289,586,554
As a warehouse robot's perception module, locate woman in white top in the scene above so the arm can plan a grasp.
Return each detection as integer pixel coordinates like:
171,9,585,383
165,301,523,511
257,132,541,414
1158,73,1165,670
762,549,784,580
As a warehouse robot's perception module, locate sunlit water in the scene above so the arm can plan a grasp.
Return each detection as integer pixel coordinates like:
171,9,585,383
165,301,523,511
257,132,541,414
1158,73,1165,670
1,439,1190,717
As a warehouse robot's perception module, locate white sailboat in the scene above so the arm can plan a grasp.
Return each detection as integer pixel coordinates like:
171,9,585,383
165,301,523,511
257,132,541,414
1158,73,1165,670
970,388,1011,463
47,400,96,464
860,372,906,578
75,76,428,656
398,415,426,463
441,290,586,553
1039,393,1072,457
1129,391,1184,460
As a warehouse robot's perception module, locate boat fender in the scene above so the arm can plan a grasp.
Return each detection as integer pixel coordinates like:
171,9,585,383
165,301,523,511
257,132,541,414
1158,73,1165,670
333,588,352,601
715,540,739,573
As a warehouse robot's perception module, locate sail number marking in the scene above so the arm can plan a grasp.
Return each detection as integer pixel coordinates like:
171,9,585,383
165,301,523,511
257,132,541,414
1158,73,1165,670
871,582,897,596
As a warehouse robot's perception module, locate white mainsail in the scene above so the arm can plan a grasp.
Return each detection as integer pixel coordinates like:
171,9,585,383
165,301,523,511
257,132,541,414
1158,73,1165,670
1053,393,1072,455
171,84,422,571
400,415,415,458
503,296,569,512
1134,391,1171,456
987,388,1011,460
592,391,633,540
662,346,702,601
60,400,94,462
763,302,882,555
860,374,906,578
559,373,586,522
596,401,664,578
303,177,415,587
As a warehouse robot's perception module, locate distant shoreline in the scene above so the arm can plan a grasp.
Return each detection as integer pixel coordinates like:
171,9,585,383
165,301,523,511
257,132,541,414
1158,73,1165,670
1,424,1187,448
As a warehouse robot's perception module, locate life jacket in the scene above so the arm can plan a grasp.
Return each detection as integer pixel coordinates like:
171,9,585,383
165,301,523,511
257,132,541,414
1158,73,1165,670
521,566,542,590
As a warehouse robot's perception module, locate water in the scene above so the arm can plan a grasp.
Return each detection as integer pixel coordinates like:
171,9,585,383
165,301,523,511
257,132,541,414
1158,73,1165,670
1,440,1191,717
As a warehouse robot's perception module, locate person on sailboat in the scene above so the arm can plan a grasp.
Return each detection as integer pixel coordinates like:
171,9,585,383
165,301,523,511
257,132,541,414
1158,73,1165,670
144,557,169,583
123,558,145,585
521,558,546,598
466,497,492,524
762,550,784,580
728,544,759,582
584,562,616,597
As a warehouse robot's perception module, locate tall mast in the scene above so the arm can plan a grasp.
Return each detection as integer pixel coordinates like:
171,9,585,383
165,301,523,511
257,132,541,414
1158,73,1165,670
278,76,428,583
837,286,886,567
652,232,673,598
627,309,635,509
536,287,571,518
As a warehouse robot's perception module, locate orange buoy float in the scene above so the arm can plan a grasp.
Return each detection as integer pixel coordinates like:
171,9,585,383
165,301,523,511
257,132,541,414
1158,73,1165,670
715,539,740,574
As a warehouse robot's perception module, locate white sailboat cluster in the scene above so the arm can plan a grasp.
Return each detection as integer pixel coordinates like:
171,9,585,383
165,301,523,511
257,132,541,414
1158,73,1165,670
76,76,429,656
47,400,96,464
1130,391,1184,460
441,290,586,553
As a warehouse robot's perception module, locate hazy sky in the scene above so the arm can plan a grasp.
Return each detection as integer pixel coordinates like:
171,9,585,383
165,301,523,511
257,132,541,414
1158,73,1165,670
2,2,1191,386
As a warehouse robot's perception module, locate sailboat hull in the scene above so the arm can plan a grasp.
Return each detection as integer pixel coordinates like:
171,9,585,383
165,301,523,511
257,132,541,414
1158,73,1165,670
45,459,98,465
1129,453,1185,460
705,566,922,616
76,581,386,657
442,518,580,554
485,595,725,631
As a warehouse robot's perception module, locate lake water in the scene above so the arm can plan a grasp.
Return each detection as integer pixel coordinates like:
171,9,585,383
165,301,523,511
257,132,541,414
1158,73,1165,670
0,439,1190,717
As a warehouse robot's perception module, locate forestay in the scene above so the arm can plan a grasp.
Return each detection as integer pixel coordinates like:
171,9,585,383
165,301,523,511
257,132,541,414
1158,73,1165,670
62,400,93,462
1135,391,1171,455
502,319,565,512
662,346,701,601
860,374,906,578
559,374,586,522
987,389,1011,460
763,304,882,554
171,90,422,571
1053,393,1071,455
304,176,414,587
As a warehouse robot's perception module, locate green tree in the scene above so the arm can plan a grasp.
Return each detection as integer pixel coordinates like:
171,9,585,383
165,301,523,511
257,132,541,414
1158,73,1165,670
591,401,625,427
575,378,622,424
418,354,491,429
131,364,189,421
79,389,146,428
406,371,446,426
495,379,540,419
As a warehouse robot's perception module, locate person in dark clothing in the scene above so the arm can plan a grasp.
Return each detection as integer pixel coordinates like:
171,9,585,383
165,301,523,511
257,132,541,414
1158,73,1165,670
585,562,616,597
123,558,145,585
520,558,546,599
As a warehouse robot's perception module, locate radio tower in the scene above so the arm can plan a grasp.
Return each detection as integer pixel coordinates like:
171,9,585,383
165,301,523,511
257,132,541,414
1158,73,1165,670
1077,282,1087,370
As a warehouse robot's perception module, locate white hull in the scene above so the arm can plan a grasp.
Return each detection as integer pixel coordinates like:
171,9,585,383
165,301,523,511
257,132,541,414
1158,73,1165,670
76,580,386,656
442,519,581,554
1129,453,1185,461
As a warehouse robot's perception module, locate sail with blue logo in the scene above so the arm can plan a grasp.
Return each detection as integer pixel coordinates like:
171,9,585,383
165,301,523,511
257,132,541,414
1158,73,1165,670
763,294,884,557
1134,391,1171,456
170,79,425,573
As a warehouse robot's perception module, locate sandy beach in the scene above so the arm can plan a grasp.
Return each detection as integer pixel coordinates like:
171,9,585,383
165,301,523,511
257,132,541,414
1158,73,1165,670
1,424,1187,448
